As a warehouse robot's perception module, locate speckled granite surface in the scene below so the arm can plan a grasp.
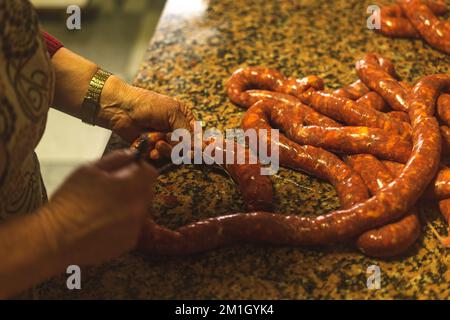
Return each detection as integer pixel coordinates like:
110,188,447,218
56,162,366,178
37,0,450,299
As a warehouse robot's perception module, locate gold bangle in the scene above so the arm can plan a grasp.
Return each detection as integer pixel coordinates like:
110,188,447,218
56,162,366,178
80,68,112,125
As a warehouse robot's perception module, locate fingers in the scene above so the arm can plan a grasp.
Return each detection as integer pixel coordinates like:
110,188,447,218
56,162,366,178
94,149,138,172
94,149,158,190
113,160,158,189
168,101,194,132
131,132,173,161
147,140,174,161
155,140,172,159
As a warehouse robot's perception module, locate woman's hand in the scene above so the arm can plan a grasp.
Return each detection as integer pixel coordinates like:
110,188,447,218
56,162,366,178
40,149,157,266
97,76,195,142
50,48,195,143
0,149,158,298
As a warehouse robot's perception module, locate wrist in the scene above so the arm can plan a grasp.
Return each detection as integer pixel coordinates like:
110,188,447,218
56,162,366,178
34,204,73,270
96,75,131,130
0,207,68,298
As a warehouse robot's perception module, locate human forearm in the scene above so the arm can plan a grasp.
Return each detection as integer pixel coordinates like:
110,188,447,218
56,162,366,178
50,48,127,127
0,206,67,299
51,47,194,142
0,150,157,299
51,48,97,117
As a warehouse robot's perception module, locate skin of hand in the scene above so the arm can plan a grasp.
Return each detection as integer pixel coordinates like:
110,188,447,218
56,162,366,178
51,48,195,144
42,149,158,265
0,149,157,298
97,76,195,142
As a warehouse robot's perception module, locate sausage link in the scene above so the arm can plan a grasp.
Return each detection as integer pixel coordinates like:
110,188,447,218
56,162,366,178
378,1,447,38
287,125,411,162
345,154,395,193
440,125,450,154
357,213,420,257
244,89,340,127
437,93,450,126
345,154,420,258
439,199,450,247
333,56,398,110
333,82,390,112
379,4,421,38
333,80,370,100
303,89,412,138
222,147,274,211
226,67,324,107
381,160,405,178
383,160,450,201
131,134,274,212
241,99,370,208
424,166,450,200
252,99,412,162
387,111,410,122
264,98,411,161
399,81,413,91
138,75,444,255
356,91,389,112
400,0,450,54
438,199,450,243
356,53,409,112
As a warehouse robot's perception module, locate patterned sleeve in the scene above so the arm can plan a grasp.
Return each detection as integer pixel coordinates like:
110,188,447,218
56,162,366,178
41,31,64,57
0,0,54,215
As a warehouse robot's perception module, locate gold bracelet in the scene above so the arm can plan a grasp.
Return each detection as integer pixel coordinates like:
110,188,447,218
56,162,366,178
80,68,112,125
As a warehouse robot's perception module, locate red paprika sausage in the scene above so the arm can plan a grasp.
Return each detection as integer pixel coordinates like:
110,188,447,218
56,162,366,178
302,89,412,139
400,0,450,54
138,75,444,255
356,53,409,112
345,154,420,258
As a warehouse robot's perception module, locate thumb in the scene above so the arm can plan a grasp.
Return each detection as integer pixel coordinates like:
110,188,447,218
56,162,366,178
94,149,137,172
168,101,195,132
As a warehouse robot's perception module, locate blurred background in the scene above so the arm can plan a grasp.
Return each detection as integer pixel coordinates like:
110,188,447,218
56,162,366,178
32,0,166,195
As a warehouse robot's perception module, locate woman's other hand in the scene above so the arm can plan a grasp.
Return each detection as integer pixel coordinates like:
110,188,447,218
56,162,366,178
40,149,157,266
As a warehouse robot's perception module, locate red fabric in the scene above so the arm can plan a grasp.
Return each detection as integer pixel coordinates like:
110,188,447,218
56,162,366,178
41,31,64,57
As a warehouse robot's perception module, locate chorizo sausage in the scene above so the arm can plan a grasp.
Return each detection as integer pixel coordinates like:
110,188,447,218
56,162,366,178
440,125,450,154
131,133,274,211
425,166,450,199
356,91,389,112
333,80,370,100
138,75,443,255
345,154,420,258
226,66,324,108
383,160,450,200
378,1,447,38
438,199,450,246
400,0,450,54
241,99,370,208
333,83,390,112
437,93,450,126
346,154,395,194
243,89,341,127
387,111,410,122
381,160,405,178
424,0,448,15
379,4,421,38
227,65,408,136
221,146,274,211
258,100,412,162
302,89,412,138
356,53,410,112
287,125,411,162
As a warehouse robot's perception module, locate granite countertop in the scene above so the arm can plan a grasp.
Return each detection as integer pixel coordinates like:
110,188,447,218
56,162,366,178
38,0,450,299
